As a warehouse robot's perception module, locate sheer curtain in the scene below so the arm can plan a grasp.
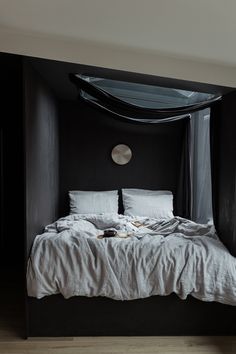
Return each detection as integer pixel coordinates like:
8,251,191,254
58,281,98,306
70,74,216,224
190,108,213,224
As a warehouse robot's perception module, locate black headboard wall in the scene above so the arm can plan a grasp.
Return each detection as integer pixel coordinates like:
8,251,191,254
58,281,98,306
24,62,60,257
59,100,186,216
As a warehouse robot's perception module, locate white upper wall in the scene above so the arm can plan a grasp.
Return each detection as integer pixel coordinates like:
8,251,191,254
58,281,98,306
0,0,236,87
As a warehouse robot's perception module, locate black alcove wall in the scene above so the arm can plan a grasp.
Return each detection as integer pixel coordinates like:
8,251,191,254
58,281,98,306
59,100,186,216
0,53,24,268
24,62,60,257
212,91,236,256
2,52,236,338
3,53,234,337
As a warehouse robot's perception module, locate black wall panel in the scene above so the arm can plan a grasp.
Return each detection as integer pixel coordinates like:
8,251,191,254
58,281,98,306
215,92,236,256
0,53,24,268
24,62,60,257
59,100,185,216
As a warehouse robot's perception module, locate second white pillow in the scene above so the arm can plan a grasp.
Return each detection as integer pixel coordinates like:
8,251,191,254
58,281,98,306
122,189,174,219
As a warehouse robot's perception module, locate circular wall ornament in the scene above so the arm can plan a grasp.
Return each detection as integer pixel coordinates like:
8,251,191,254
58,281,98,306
111,144,132,165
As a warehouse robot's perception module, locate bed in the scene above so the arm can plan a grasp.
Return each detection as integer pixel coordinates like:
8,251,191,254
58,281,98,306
26,189,236,336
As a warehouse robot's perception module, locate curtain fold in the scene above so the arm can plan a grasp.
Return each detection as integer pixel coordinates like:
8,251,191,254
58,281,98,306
79,96,191,124
69,74,221,121
190,109,213,223
176,118,191,219
210,101,221,229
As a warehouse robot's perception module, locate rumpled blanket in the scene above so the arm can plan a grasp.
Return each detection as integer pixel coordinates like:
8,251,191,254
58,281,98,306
27,214,236,305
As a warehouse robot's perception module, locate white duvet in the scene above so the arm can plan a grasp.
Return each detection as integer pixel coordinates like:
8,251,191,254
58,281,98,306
27,214,236,305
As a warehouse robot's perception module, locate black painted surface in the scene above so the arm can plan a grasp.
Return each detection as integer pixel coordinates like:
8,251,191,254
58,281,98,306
28,294,236,336
59,100,186,216
0,52,25,339
24,61,60,257
0,53,24,268
215,92,236,256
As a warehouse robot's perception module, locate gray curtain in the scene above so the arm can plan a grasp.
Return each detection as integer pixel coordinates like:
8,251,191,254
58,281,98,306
70,74,215,224
190,108,213,224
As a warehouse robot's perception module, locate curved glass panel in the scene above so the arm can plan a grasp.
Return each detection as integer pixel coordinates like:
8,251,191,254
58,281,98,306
79,75,216,109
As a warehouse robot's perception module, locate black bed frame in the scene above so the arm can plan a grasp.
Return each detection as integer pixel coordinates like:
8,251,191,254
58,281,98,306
27,294,236,337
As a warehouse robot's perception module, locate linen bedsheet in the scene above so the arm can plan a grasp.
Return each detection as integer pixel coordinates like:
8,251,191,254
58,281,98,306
27,214,236,305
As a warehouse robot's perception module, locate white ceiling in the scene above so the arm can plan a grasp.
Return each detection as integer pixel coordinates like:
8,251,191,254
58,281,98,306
1,0,236,87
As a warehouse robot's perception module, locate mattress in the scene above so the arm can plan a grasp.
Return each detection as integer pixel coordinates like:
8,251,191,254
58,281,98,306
27,214,236,305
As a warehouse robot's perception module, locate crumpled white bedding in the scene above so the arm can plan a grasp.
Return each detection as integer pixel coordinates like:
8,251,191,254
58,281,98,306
27,214,236,305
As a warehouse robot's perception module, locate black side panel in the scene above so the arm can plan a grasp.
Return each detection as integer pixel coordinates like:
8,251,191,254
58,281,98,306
24,61,60,257
28,294,236,336
0,53,24,268
215,92,236,256
59,101,185,216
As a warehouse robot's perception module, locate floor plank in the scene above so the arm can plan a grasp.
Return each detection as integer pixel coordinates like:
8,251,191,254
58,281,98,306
1,336,236,354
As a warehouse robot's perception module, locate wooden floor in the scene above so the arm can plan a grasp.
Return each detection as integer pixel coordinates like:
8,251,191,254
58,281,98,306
1,335,236,354
1,272,236,354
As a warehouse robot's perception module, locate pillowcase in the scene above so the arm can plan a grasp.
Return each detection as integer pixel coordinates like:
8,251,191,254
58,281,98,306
122,188,174,219
69,190,119,215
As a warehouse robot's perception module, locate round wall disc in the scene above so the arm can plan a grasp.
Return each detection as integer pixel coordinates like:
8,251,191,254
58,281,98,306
111,144,132,165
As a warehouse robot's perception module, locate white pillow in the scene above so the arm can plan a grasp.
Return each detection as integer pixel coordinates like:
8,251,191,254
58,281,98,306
69,190,119,215
122,189,174,219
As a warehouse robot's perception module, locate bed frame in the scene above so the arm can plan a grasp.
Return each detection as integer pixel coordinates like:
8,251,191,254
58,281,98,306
27,294,236,336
